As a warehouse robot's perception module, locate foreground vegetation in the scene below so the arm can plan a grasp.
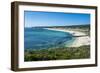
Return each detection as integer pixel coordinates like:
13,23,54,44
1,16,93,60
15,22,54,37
24,45,90,61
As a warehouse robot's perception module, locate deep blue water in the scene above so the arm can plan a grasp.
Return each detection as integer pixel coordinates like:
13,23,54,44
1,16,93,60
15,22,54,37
24,28,74,50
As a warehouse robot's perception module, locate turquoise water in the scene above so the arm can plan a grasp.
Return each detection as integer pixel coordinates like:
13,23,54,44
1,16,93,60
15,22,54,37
24,28,74,50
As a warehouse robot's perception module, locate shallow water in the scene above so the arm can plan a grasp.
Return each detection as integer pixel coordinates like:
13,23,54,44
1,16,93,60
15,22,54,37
24,28,74,50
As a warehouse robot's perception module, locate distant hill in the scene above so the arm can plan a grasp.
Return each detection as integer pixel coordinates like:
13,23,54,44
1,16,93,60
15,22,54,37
32,24,90,28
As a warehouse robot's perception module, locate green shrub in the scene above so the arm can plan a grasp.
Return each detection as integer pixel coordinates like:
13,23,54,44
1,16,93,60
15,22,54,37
24,45,90,61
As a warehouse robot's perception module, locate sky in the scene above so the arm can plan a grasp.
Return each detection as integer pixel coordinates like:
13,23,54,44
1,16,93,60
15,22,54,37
24,11,90,27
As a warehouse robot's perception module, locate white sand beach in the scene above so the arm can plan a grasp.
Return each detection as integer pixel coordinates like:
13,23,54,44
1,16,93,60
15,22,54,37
45,28,90,47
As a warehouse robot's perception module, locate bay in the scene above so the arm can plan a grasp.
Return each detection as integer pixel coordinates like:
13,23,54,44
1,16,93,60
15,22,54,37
24,28,74,50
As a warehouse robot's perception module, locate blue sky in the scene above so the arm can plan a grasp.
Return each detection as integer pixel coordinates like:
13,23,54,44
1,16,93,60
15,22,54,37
24,11,90,27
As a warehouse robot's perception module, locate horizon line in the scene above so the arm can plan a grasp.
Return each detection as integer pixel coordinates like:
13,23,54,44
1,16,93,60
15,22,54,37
25,24,90,28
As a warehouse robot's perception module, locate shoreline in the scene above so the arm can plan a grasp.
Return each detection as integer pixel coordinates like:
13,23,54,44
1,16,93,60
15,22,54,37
45,28,90,47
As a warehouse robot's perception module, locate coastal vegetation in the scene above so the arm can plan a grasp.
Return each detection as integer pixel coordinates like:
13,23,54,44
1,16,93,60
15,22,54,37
48,25,90,35
24,45,90,61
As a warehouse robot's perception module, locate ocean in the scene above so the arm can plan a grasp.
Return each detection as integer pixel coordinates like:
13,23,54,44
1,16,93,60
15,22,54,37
24,28,74,50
